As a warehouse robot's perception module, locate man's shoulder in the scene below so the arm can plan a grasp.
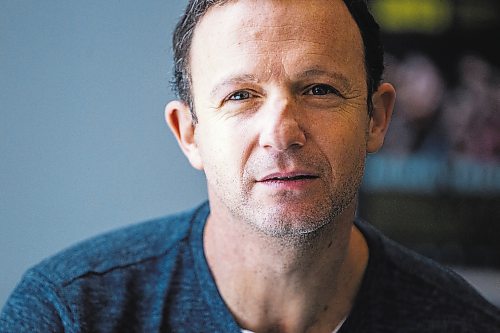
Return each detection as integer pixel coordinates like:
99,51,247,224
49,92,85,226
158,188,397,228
30,203,206,286
353,219,500,330
1,203,211,332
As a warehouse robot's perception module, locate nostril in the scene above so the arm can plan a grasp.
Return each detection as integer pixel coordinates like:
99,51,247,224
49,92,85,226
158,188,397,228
258,120,306,151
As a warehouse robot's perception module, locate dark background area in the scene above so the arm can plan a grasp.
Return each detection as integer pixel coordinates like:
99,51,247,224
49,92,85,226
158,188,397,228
361,0,500,269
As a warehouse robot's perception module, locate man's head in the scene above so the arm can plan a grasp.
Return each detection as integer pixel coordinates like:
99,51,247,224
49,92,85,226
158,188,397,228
172,0,385,121
166,0,395,238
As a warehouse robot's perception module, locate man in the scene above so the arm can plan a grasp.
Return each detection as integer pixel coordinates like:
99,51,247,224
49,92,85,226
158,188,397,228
1,0,499,332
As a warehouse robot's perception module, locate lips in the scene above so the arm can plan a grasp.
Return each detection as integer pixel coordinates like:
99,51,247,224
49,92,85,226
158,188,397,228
258,172,319,182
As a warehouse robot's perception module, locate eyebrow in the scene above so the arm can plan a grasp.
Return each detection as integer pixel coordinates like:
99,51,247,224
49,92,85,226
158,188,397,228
210,74,260,98
209,68,353,98
295,68,352,90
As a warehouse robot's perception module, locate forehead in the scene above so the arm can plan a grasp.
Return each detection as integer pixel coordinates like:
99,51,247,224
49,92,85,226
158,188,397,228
189,0,364,93
193,0,362,50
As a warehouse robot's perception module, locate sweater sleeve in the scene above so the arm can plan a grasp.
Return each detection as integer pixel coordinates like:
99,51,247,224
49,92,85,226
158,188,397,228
0,269,73,333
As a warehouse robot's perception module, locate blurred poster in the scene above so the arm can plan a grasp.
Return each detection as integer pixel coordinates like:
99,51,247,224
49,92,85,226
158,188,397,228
361,0,500,268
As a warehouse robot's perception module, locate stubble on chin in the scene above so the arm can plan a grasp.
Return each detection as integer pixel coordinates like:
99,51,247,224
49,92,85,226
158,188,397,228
209,147,366,245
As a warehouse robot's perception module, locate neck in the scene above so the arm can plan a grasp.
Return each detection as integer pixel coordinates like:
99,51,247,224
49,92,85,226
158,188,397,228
204,202,369,333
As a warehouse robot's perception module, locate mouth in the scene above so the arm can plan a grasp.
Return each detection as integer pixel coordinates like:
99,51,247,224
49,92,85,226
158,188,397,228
258,172,319,182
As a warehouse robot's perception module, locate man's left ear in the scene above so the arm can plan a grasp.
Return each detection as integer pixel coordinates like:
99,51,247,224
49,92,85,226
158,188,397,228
367,83,396,153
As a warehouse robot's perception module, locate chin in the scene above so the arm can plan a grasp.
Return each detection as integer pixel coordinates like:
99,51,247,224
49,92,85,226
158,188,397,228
241,202,344,239
251,184,362,236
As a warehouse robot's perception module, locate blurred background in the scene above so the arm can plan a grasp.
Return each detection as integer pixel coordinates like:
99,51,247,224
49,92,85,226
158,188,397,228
1,0,499,308
360,0,500,305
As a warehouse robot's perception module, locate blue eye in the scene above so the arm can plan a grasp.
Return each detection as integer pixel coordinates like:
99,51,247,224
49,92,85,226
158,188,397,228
228,91,251,100
306,84,338,96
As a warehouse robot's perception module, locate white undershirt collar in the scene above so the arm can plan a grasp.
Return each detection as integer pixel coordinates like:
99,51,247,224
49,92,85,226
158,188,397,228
241,316,347,333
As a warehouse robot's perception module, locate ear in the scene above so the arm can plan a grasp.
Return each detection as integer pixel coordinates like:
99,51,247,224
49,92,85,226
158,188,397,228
165,101,203,170
367,83,396,153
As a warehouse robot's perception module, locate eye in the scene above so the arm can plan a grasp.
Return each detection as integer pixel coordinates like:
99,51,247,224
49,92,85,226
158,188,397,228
228,90,251,101
305,84,339,96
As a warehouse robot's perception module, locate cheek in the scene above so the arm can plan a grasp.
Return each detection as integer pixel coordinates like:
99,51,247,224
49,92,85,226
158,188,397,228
313,110,366,139
315,122,368,173
196,120,251,177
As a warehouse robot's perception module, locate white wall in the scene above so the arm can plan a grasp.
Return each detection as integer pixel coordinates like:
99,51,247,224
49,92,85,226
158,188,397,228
0,0,206,308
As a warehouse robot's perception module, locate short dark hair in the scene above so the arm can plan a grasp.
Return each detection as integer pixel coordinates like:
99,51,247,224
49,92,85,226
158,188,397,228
172,0,384,122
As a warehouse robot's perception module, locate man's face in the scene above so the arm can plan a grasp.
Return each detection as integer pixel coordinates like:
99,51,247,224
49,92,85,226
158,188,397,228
185,0,378,236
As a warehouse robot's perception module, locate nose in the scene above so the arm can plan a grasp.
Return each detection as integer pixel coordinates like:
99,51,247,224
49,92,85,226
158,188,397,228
258,96,306,151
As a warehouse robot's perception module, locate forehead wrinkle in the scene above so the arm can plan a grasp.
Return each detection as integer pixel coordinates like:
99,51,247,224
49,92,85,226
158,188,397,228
232,23,333,46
